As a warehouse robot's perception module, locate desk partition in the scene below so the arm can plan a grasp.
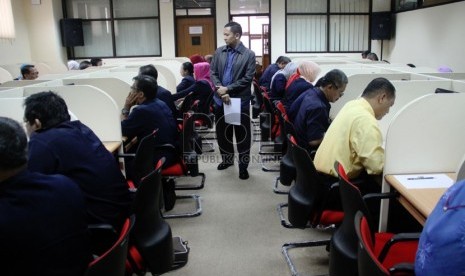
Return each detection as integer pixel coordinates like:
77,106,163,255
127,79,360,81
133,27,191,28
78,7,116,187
329,73,434,119
380,92,465,230
62,78,130,110
23,85,121,142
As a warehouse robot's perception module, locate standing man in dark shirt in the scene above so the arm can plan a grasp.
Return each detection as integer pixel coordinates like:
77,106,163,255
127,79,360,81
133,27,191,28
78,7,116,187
210,21,256,180
24,92,132,230
0,117,91,275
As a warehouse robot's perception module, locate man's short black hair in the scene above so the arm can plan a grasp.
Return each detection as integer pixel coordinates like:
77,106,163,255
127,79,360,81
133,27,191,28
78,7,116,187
224,21,242,37
90,58,102,66
24,91,71,130
133,75,158,100
20,65,35,78
275,56,291,64
362,77,396,99
139,64,158,80
0,117,28,171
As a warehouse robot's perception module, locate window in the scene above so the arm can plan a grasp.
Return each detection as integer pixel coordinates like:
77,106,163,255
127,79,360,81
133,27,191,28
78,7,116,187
286,0,370,53
395,0,462,12
230,0,270,57
175,0,214,16
0,0,15,40
63,0,161,59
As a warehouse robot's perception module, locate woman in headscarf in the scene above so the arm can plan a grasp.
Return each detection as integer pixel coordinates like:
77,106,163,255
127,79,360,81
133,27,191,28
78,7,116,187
269,62,298,101
283,61,321,111
172,62,214,115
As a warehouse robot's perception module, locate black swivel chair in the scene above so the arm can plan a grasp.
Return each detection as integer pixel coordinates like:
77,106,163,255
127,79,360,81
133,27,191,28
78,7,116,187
329,162,407,276
129,158,189,275
278,135,343,276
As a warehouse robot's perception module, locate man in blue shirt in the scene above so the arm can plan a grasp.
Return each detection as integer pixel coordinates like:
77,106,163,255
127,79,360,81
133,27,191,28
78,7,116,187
0,117,91,275
259,56,291,91
24,92,132,230
121,74,178,168
288,69,348,152
210,21,256,180
138,64,178,118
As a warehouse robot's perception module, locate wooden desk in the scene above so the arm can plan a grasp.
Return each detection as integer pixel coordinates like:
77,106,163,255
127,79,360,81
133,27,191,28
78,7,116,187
103,141,121,154
384,173,455,225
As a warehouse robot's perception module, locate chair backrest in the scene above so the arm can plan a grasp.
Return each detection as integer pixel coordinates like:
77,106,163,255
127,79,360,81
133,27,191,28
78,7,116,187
85,215,135,276
131,130,159,187
288,134,328,228
355,211,390,276
252,80,264,108
178,92,195,116
181,111,196,153
275,101,287,151
192,80,214,115
131,159,174,274
329,161,372,276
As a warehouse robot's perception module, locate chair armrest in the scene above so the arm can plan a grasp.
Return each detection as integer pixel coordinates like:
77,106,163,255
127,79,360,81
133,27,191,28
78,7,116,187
362,191,398,202
378,232,421,263
389,262,415,275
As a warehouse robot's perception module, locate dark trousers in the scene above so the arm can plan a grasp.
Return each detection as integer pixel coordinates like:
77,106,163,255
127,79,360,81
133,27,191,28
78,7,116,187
214,103,251,170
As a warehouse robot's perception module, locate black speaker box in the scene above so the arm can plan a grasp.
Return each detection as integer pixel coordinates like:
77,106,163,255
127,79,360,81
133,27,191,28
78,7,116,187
371,12,392,40
60,19,84,47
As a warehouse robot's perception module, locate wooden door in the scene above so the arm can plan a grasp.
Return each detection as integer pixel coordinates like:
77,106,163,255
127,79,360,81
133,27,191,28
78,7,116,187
176,17,215,58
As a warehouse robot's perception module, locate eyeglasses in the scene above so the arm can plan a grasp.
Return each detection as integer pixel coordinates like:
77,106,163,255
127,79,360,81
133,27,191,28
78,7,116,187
130,85,138,91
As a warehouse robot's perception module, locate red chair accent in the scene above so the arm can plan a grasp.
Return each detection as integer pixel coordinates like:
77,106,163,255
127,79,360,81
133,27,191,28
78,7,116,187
355,211,418,276
158,111,203,218
278,135,343,276
127,158,189,275
330,162,418,276
85,215,135,276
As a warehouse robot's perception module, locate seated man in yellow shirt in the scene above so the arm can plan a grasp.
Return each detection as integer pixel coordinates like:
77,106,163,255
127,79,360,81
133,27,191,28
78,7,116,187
314,77,396,194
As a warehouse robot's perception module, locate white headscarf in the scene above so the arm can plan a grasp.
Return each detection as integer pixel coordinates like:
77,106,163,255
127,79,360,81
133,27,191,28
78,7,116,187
67,60,80,70
270,62,298,90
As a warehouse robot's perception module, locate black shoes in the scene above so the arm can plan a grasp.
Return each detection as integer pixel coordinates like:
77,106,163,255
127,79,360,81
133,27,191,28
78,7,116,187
239,168,249,180
217,162,233,170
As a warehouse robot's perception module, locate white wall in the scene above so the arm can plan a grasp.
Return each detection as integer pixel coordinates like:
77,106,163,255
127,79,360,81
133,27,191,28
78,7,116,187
215,0,230,48
159,0,175,57
384,1,465,72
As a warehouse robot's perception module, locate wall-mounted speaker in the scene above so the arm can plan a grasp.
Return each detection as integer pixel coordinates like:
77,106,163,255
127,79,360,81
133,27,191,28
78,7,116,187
60,19,84,47
371,12,392,40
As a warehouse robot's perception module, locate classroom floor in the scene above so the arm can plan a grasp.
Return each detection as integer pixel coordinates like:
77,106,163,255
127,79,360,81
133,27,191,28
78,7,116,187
152,124,333,276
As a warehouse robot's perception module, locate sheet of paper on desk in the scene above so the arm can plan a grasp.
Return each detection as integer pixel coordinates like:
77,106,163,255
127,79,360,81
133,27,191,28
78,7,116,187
394,174,454,189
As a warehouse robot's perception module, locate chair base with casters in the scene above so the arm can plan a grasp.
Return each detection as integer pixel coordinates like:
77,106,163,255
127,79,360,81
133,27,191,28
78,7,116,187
273,176,291,194
273,151,296,194
162,193,202,219
282,239,332,276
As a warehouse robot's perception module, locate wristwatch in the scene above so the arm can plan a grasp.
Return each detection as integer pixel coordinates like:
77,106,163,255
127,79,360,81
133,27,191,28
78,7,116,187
121,108,130,116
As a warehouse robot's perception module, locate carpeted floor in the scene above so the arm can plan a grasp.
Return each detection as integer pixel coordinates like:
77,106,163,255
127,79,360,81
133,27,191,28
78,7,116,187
153,126,333,276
